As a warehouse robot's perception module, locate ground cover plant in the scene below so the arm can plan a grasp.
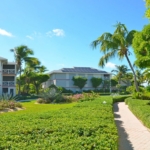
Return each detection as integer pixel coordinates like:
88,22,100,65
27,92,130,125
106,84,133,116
0,94,22,111
0,97,118,150
125,97,150,129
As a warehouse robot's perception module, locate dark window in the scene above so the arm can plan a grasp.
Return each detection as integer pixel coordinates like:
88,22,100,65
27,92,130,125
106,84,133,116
3,88,8,93
3,76,15,81
3,65,15,69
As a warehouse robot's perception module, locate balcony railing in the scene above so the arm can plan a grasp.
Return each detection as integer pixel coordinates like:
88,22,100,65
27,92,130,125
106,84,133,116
3,69,15,74
3,81,15,86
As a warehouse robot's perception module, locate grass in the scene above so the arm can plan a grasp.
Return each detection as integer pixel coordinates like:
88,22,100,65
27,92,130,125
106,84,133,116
0,96,118,150
125,97,150,129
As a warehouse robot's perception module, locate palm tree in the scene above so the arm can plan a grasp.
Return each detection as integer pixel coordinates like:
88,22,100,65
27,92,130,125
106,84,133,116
91,22,139,92
111,65,130,86
10,45,35,95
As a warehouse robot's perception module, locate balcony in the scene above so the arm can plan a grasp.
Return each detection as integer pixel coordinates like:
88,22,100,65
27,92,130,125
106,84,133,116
3,81,15,86
3,69,15,74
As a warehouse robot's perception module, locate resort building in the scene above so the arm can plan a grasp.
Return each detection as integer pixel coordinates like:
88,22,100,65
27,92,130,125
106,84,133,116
42,67,111,92
0,56,17,96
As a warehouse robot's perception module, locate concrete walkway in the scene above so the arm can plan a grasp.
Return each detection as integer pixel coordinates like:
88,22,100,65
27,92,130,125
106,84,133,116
114,102,150,150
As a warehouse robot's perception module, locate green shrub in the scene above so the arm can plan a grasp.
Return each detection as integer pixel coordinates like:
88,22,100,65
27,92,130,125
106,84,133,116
132,91,150,100
113,95,131,103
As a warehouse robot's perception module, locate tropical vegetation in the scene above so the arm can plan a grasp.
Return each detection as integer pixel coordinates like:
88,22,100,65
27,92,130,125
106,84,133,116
0,97,118,150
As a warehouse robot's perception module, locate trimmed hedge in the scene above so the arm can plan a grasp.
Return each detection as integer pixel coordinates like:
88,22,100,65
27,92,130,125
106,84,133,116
125,97,150,129
112,95,131,103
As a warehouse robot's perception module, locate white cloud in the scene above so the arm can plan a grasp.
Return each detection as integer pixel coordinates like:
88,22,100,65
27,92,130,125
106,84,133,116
0,28,13,37
26,35,34,40
46,29,65,37
53,29,65,36
105,62,116,69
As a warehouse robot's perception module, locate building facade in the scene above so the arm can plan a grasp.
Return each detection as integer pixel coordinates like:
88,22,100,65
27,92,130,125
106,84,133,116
0,57,17,96
43,67,111,92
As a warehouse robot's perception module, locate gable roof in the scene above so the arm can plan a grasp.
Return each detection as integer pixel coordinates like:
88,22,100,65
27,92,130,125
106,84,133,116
49,67,110,74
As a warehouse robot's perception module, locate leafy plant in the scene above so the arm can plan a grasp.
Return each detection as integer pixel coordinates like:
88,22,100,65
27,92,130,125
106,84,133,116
38,87,61,103
72,76,87,91
91,77,102,89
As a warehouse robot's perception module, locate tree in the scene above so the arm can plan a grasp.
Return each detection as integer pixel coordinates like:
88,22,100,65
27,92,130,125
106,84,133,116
145,0,150,19
30,73,49,94
72,76,87,91
132,24,150,69
111,65,130,85
91,77,102,89
143,68,150,85
91,22,139,92
10,45,37,94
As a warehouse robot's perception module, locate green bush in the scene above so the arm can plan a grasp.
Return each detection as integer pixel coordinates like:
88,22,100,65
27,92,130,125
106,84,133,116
132,91,150,100
113,95,131,103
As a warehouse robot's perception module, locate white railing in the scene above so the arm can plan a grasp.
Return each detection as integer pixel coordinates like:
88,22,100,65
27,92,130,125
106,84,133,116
3,69,15,74
3,81,15,86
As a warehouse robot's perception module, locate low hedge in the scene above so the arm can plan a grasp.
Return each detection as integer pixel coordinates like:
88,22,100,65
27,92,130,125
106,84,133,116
125,97,150,129
112,95,131,103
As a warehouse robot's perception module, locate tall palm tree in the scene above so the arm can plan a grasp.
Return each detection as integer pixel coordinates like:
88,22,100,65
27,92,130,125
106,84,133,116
10,45,35,95
111,65,130,85
91,22,139,92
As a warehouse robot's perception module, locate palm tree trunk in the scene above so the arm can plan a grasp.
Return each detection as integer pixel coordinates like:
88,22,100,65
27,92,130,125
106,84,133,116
125,54,139,92
18,65,21,95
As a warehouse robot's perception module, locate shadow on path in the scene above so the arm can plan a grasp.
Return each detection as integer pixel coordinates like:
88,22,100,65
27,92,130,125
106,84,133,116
113,102,133,150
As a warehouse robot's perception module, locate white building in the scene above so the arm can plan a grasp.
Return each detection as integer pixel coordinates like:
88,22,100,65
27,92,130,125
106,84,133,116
0,56,17,96
43,67,111,92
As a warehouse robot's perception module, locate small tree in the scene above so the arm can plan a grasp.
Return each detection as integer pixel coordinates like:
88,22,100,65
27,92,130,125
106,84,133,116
31,73,49,94
72,76,87,91
91,77,102,89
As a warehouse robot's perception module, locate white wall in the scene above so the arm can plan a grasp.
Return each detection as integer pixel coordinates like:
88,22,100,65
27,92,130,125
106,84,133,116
44,72,110,92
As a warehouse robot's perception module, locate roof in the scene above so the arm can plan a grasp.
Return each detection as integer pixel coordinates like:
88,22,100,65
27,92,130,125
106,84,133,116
49,67,110,74
0,56,7,60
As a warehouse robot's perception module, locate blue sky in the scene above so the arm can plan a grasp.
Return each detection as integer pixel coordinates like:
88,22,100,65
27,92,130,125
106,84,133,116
0,0,148,73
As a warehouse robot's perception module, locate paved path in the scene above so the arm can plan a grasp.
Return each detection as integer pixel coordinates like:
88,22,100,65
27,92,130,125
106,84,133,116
114,102,150,150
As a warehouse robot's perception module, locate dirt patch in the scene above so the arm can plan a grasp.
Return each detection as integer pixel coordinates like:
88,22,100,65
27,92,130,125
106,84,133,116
0,107,25,114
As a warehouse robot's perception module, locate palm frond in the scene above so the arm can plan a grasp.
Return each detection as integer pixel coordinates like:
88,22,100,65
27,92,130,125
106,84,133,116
98,50,116,67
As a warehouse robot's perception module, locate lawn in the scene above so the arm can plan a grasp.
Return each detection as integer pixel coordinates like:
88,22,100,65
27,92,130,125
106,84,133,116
0,97,118,150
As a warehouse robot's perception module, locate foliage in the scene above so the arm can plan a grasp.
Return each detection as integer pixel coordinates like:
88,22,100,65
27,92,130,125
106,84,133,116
111,78,118,87
146,85,150,92
133,24,150,69
132,91,150,100
91,22,139,92
72,76,87,90
112,95,131,103
91,77,102,89
38,87,61,103
31,73,49,94
79,92,100,102
145,0,150,19
0,94,22,110
10,45,37,94
126,86,135,94
0,97,118,149
125,98,150,129
57,86,73,93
